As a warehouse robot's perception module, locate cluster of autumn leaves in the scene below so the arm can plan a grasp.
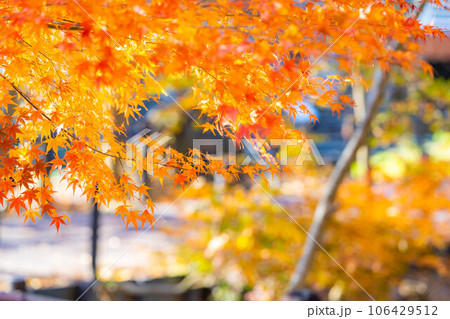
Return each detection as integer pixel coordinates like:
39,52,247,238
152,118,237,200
0,0,446,231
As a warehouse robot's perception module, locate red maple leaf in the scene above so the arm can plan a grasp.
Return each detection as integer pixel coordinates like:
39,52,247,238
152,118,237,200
8,196,27,216
49,214,70,233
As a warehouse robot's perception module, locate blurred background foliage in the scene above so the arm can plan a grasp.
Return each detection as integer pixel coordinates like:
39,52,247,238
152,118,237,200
149,69,450,301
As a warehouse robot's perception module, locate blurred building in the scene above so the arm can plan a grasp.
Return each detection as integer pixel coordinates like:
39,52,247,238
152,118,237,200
420,1,450,77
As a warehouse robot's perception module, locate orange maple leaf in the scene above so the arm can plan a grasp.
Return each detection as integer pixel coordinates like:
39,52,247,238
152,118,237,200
23,209,41,223
126,210,141,231
114,205,129,222
140,209,156,229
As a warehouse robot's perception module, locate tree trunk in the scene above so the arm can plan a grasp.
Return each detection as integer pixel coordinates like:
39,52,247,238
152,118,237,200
287,68,388,292
91,199,100,280
286,1,427,294
353,76,371,182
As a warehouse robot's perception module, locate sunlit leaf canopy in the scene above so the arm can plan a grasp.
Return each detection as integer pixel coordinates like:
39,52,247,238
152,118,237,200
0,0,445,231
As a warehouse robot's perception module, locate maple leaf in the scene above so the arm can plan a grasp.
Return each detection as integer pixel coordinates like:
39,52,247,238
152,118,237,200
120,174,133,185
28,145,45,162
50,157,66,173
0,191,5,207
309,114,319,125
46,136,66,154
49,214,70,233
8,196,27,216
22,188,39,206
199,122,216,135
340,95,354,106
152,167,170,186
146,198,156,214
267,165,280,179
39,186,56,204
29,109,44,122
33,159,48,178
137,184,150,199
173,173,188,189
23,209,41,223
42,203,56,217
18,168,34,189
330,102,345,117
140,209,156,229
6,123,21,139
0,180,14,196
114,205,129,222
126,210,141,231
282,166,294,177
242,165,256,178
